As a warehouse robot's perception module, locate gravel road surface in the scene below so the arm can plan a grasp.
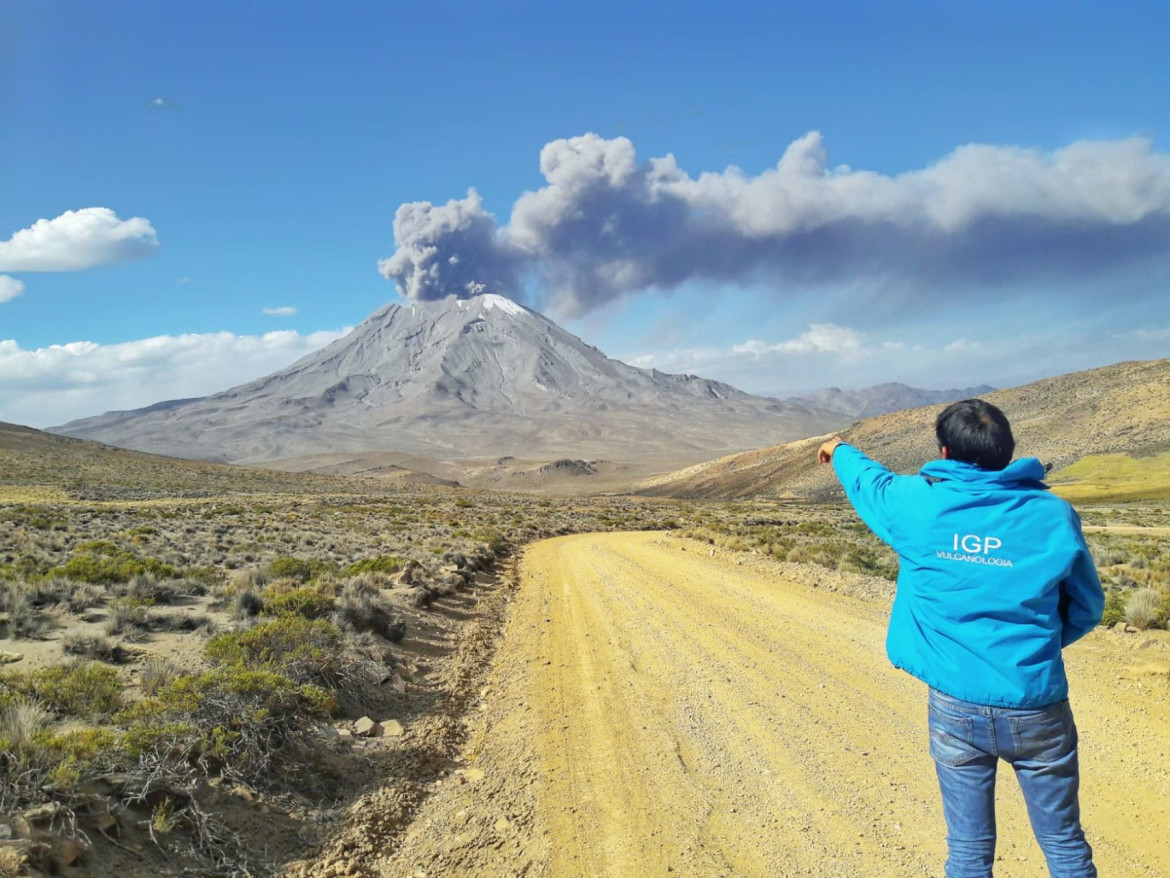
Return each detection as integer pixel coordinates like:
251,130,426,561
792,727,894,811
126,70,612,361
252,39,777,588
379,532,1169,877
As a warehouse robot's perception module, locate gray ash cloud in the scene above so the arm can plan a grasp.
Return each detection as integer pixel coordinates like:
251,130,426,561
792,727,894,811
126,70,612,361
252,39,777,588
377,189,526,302
379,131,1170,316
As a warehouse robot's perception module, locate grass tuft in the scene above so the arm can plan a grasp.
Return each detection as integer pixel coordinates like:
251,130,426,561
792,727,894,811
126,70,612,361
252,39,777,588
62,632,131,664
1124,587,1165,630
0,696,52,745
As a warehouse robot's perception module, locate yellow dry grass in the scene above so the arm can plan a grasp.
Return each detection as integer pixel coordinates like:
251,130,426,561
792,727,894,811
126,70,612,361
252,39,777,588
0,486,70,503
1050,452,1170,503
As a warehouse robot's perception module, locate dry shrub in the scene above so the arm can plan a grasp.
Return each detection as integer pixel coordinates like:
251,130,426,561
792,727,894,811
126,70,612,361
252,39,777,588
1,696,52,745
206,616,345,683
263,586,335,620
152,612,217,634
3,578,102,616
333,580,405,643
0,724,118,816
62,632,130,664
119,574,180,606
222,567,269,597
266,557,328,583
65,583,105,614
231,589,265,620
1124,588,1163,630
104,600,154,641
1,594,53,640
406,584,439,609
140,658,179,696
15,577,79,609
1101,590,1125,627
120,668,330,784
347,570,393,591
260,576,306,598
5,661,125,719
0,846,26,878
344,555,405,577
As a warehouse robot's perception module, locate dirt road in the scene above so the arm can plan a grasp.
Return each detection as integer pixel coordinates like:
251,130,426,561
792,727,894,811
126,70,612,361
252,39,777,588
381,532,1169,877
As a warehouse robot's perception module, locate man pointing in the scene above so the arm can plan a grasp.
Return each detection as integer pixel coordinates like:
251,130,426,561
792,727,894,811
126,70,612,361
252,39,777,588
818,398,1103,878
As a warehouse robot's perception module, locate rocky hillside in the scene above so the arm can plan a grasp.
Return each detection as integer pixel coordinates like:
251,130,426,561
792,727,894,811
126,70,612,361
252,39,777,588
0,420,351,498
782,382,996,419
638,358,1170,500
55,294,846,466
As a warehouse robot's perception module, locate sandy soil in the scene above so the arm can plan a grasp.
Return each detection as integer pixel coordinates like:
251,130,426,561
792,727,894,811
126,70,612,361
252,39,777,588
375,532,1169,878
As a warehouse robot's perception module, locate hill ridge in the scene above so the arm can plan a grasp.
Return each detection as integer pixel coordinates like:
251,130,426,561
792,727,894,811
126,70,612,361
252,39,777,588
638,358,1170,500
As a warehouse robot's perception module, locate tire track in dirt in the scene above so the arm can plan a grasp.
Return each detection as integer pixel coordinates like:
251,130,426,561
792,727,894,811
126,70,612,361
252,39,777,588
380,532,1169,877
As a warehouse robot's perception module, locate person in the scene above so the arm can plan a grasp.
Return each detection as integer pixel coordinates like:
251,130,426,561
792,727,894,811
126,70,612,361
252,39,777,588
817,398,1103,878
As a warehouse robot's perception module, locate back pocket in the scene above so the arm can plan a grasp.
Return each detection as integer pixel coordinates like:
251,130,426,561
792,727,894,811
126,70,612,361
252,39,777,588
929,715,977,766
1009,702,1074,764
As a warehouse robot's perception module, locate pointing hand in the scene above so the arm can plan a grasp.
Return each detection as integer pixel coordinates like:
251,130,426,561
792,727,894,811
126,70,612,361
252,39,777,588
818,438,843,464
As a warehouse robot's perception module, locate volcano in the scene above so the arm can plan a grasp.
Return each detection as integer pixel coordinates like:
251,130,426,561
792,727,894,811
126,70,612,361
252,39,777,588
54,294,846,465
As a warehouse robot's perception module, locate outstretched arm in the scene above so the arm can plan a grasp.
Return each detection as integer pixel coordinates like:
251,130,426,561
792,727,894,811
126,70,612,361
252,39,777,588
819,440,903,547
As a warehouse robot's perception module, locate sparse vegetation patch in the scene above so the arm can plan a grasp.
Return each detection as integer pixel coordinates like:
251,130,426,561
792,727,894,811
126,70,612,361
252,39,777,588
12,426,1161,876
680,503,900,580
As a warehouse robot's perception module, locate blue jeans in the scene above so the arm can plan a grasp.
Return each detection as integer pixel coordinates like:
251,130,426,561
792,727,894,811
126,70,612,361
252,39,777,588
928,688,1096,878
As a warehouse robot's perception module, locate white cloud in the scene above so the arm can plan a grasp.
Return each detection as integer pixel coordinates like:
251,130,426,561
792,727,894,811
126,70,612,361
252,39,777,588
0,208,159,272
944,339,982,353
262,306,298,316
633,323,874,373
628,346,725,370
0,276,23,303
626,324,1170,398
626,324,879,389
732,324,864,358
0,327,349,428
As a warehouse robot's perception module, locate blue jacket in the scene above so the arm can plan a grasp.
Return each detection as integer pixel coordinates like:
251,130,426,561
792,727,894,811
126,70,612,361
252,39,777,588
832,444,1104,708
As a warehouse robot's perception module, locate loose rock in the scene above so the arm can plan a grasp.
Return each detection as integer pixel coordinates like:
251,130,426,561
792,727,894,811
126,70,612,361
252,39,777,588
379,719,405,738
354,717,382,737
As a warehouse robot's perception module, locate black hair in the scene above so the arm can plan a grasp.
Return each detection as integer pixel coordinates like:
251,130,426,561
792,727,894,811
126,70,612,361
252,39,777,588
934,399,1015,471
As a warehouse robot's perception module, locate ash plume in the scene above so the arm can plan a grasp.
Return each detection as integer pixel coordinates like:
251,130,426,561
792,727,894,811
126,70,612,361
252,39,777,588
380,131,1170,315
377,189,525,301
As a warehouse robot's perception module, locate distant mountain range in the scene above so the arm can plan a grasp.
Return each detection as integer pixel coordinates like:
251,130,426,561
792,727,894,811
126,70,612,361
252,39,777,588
779,382,997,420
54,294,847,466
22,352,1170,502
637,358,1170,500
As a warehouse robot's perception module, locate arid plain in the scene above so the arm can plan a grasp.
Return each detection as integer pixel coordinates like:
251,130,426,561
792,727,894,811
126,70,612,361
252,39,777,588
2,360,1169,877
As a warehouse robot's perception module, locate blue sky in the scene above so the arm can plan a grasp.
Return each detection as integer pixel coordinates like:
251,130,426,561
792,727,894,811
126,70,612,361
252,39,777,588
2,0,1169,427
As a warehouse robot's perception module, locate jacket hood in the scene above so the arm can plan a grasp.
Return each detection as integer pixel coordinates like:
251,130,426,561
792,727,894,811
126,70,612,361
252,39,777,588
918,456,1048,488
